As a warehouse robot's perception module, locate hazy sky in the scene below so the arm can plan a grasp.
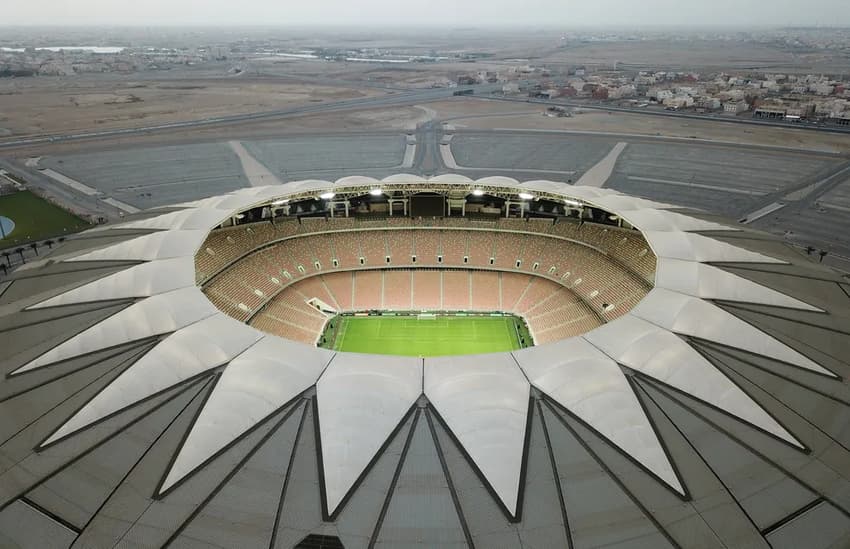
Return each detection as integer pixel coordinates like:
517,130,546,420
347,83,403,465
4,0,850,27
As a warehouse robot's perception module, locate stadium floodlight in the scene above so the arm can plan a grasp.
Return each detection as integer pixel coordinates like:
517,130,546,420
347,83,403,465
563,198,582,207
369,188,383,196
235,213,245,219
471,189,485,196
518,192,534,200
271,199,289,205
319,192,336,200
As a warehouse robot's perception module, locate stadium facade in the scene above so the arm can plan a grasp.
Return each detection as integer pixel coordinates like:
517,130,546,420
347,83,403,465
0,175,849,548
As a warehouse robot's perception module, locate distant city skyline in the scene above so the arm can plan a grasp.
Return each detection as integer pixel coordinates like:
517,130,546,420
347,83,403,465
4,0,850,28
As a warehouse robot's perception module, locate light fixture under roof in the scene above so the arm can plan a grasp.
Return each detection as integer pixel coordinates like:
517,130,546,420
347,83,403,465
271,199,289,206
564,198,582,207
319,192,336,200
472,189,485,196
518,192,534,200
370,188,383,196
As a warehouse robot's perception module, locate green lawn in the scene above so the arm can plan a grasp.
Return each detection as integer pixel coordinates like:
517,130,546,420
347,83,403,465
0,191,89,245
324,315,526,357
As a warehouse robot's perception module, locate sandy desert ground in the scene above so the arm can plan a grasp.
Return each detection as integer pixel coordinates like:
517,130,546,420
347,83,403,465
0,75,385,137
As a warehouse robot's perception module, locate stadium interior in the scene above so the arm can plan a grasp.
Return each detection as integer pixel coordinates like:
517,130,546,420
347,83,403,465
195,183,656,353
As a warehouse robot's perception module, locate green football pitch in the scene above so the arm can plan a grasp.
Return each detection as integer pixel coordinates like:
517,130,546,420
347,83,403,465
326,315,526,357
0,191,89,245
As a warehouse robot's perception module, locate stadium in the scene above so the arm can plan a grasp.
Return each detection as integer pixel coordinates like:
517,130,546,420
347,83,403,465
1,174,850,548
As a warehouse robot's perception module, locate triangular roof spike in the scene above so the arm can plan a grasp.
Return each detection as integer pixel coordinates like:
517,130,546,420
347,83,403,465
13,287,217,375
631,288,834,377
585,315,803,449
43,314,262,446
316,353,422,516
515,339,684,495
27,257,196,310
654,259,822,312
159,337,333,493
424,353,531,516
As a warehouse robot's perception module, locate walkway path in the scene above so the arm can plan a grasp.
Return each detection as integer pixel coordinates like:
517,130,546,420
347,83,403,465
574,142,628,187
228,140,284,187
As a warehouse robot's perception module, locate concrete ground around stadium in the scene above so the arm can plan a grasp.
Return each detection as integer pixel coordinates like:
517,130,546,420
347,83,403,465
610,142,840,197
449,134,617,174
36,135,408,209
242,135,406,177
38,142,251,209
4,99,850,265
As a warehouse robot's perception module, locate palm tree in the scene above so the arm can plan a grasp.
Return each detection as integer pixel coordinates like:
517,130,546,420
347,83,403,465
1,251,9,267
29,242,38,256
15,247,25,263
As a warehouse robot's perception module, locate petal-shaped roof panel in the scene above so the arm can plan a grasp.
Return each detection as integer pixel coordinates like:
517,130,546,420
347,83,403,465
14,286,218,374
283,179,334,194
475,175,521,187
591,194,676,212
424,353,530,516
65,230,209,262
381,173,422,183
207,188,289,212
620,208,740,233
160,337,334,493
43,313,262,445
631,288,833,377
316,352,422,515
643,231,787,264
514,338,683,495
335,175,379,187
585,315,801,447
562,186,618,201
28,257,197,309
429,174,474,184
654,259,821,312
517,180,567,194
112,208,231,231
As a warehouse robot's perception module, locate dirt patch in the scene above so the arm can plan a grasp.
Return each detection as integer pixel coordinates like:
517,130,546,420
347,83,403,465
0,76,386,137
70,93,143,107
